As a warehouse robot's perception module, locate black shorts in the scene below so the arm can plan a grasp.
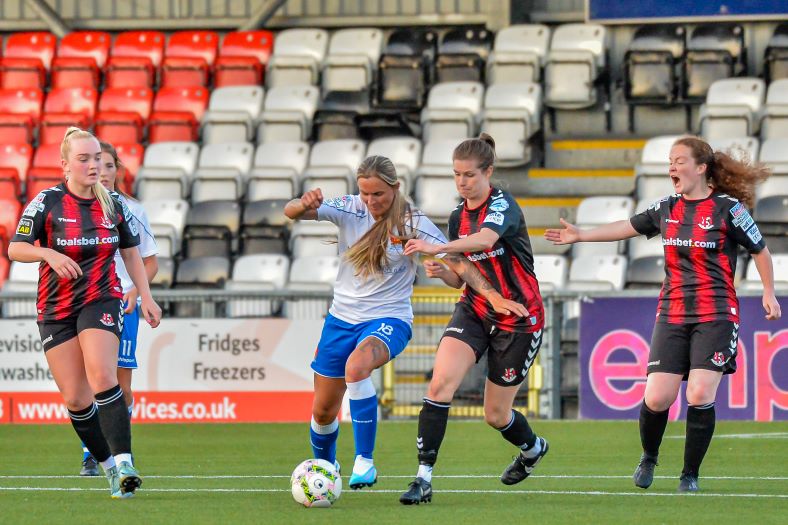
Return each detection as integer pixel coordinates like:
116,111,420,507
441,302,543,387
38,298,125,352
647,320,739,378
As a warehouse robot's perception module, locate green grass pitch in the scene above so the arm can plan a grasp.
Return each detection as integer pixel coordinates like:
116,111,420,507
1,420,786,524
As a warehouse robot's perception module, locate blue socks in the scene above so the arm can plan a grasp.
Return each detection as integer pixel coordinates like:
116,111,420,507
347,377,378,460
310,417,339,463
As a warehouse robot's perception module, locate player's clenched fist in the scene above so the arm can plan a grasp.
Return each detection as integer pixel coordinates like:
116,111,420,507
300,188,323,210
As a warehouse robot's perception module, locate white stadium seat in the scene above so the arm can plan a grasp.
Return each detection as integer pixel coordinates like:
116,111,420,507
247,141,310,201
135,141,199,201
760,79,788,140
481,82,541,166
709,136,760,163
567,255,628,291
257,85,319,143
284,255,340,319
142,199,189,258
544,24,607,109
191,142,254,203
486,24,550,85
226,254,290,317
699,78,765,140
301,139,366,197
533,255,568,291
290,221,339,258
420,81,484,142
636,135,681,176
573,197,634,257
266,28,329,88
322,28,383,93
201,86,264,144
366,136,422,195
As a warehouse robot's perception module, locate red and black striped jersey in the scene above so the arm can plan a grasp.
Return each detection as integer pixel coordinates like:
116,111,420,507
11,183,140,322
448,187,543,333
630,192,766,324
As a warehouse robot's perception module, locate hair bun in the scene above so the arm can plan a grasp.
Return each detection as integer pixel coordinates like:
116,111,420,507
478,132,496,152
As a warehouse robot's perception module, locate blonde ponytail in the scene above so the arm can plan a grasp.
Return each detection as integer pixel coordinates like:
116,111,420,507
61,126,114,220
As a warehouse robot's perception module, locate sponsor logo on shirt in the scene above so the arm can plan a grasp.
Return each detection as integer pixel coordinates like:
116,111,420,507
58,217,77,223
730,202,746,219
662,237,717,249
16,218,33,236
746,224,762,245
445,326,464,334
466,246,505,262
665,218,679,224
55,235,119,247
22,202,44,218
483,212,505,226
649,196,669,212
488,199,509,212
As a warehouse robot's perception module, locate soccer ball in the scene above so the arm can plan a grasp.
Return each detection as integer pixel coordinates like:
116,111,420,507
291,459,342,508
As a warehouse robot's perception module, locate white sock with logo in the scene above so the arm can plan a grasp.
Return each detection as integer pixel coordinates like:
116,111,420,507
417,464,433,483
521,437,543,458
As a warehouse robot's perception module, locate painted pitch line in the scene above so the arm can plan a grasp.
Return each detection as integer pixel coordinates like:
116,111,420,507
665,432,788,439
0,487,786,499
2,474,787,481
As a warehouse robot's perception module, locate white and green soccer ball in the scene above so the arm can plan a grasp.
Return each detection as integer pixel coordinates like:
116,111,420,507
291,459,342,508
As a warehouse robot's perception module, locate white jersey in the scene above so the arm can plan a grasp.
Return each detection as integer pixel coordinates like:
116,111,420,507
114,195,158,298
317,195,447,325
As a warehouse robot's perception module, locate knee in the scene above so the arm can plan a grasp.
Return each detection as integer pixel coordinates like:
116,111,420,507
426,374,456,403
484,407,512,429
89,372,118,394
644,391,676,413
311,407,336,426
62,391,94,412
685,383,714,406
344,362,372,383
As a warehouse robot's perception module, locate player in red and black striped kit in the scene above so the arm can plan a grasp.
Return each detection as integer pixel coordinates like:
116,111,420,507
399,134,547,505
546,136,782,492
8,127,162,499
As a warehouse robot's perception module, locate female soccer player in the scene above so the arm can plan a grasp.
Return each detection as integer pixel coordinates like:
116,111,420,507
8,127,162,498
399,134,548,505
545,136,781,492
284,155,524,490
78,141,159,476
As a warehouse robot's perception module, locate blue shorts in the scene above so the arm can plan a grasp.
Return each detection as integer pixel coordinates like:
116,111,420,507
311,314,412,379
118,303,140,369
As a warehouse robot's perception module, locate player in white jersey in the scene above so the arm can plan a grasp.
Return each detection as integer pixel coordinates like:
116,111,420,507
284,155,526,489
78,141,158,476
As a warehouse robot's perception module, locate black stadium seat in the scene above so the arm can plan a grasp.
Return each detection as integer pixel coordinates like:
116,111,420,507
624,25,685,105
435,27,493,83
684,24,746,101
625,256,665,289
182,200,241,259
375,28,437,110
240,199,290,255
765,22,788,84
173,255,230,316
755,195,788,254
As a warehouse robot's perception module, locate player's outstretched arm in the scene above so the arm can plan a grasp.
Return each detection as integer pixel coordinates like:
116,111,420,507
284,188,323,221
750,247,782,321
544,218,639,245
443,253,529,317
404,228,500,256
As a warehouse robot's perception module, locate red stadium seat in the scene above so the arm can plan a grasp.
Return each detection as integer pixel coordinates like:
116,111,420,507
0,168,21,201
0,144,33,182
51,31,111,89
25,167,62,201
162,31,219,87
32,144,62,169
213,30,273,87
0,89,43,144
95,87,153,144
4,32,57,70
148,86,208,143
106,31,165,88
0,58,46,89
0,227,9,288
40,87,98,144
114,143,145,194
0,199,22,239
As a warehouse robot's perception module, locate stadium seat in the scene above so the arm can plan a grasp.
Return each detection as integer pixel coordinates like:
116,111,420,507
414,174,461,222
201,86,264,144
755,195,788,237
95,87,153,144
106,31,165,88
486,24,550,85
114,143,144,192
240,199,290,255
142,198,189,258
623,25,685,104
758,138,788,198
226,253,290,317
0,199,21,239
161,30,219,87
0,144,33,183
8,260,39,282
182,200,241,258
290,221,339,258
628,235,664,260
435,27,492,83
40,87,98,144
312,89,371,142
301,139,366,197
266,28,328,88
481,82,541,166
765,23,788,84
0,32,56,89
247,141,309,201
421,81,484,142
25,168,62,201
0,88,43,144
626,256,665,289
374,28,436,110
191,142,254,203
708,136,759,163
2,260,39,318
150,256,174,289
173,256,230,316
135,141,199,201
0,168,21,201
258,85,319,143
51,31,111,89
284,255,338,319
567,254,628,291
685,24,746,101
148,86,209,143
417,139,461,176
544,24,607,109
635,135,681,176
699,78,765,139
214,30,273,87
740,254,788,290
32,144,61,168
366,137,422,195
533,255,568,291
0,230,9,288
636,175,673,201
322,28,383,95
573,197,634,257
760,79,788,141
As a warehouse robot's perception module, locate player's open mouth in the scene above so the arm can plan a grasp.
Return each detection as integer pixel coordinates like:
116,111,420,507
670,175,680,187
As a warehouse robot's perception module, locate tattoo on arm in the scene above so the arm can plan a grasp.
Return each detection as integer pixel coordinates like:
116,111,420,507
445,254,494,294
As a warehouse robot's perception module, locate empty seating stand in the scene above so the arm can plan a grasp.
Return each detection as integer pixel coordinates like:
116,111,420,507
266,29,328,88
106,31,165,88
51,31,111,89
420,81,484,142
685,24,746,102
0,32,56,90
375,29,436,110
760,79,788,140
201,85,264,144
765,23,788,84
247,141,309,201
435,28,493,83
162,30,219,88
486,24,550,85
699,78,765,139
214,30,273,87
40,87,98,144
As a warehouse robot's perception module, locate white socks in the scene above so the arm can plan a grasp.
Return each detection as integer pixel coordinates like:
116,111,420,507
522,437,543,458
114,453,133,466
352,455,374,475
417,464,433,483
99,457,116,473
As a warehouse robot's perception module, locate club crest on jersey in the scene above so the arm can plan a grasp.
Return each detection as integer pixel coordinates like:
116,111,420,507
99,216,115,229
483,212,505,226
100,313,114,327
489,199,509,212
710,352,728,367
697,216,713,230
501,368,518,383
